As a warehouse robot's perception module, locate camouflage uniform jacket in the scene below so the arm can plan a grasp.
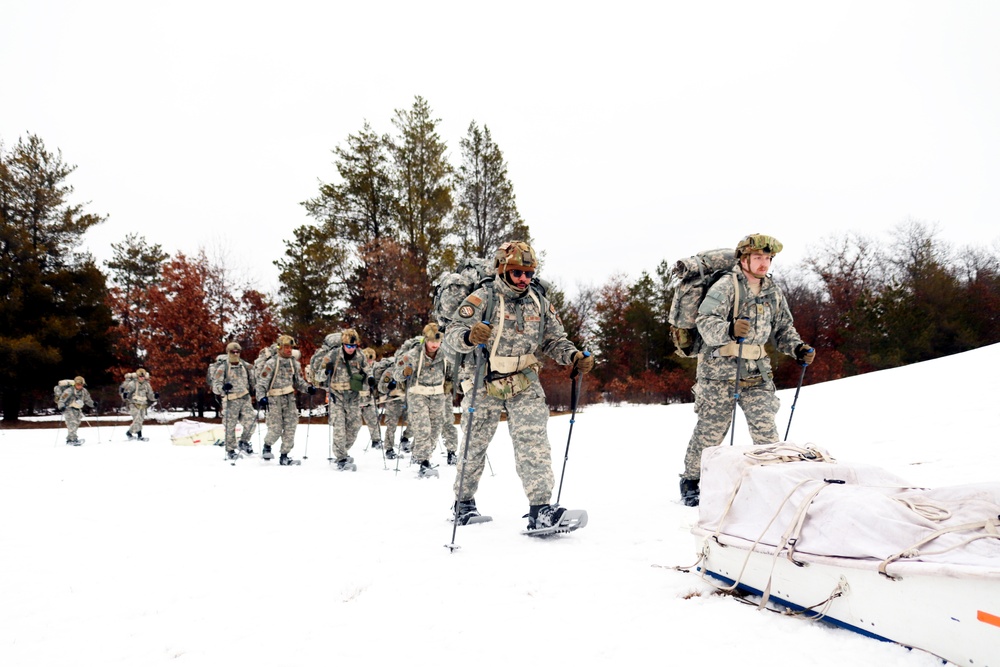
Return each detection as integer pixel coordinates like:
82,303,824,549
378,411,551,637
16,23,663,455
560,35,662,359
695,269,803,382
128,379,156,407
375,356,404,402
58,386,94,411
392,344,447,391
212,359,255,399
317,348,371,395
255,354,310,397
443,278,579,379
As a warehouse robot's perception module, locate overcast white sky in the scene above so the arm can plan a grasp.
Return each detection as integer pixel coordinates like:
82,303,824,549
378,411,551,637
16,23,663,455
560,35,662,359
3,1,999,298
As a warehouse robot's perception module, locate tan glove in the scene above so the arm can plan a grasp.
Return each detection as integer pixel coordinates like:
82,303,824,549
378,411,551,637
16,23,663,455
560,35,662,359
732,318,751,339
796,344,816,365
467,322,493,346
573,351,594,374
402,366,413,377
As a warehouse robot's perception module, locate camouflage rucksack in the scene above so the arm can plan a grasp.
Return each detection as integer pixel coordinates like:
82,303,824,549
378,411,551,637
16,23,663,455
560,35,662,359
431,257,494,330
53,379,74,408
667,248,738,358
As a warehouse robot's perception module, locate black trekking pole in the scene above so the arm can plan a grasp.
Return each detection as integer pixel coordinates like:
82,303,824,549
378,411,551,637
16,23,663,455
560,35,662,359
446,342,488,552
555,352,589,505
304,391,312,459
729,318,750,448
783,362,809,441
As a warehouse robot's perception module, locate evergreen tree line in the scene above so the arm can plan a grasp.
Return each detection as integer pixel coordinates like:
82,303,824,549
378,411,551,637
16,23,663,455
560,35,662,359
3,119,998,421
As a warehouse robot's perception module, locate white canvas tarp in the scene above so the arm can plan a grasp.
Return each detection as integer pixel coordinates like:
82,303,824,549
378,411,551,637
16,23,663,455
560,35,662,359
697,443,1000,569
169,420,224,446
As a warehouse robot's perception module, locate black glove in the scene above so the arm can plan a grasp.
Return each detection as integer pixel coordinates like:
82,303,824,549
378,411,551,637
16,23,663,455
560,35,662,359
388,380,397,391
795,344,817,365
307,385,316,395
154,392,159,399
57,405,65,413
258,396,269,408
83,406,92,414
367,376,377,389
325,362,334,375
122,392,130,400
222,382,233,393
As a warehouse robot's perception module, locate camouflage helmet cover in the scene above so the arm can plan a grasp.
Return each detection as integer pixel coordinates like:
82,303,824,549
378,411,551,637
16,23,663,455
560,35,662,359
422,323,442,342
226,342,241,353
276,334,296,348
494,241,538,275
136,368,148,378
74,376,86,385
341,329,360,345
736,233,783,259
362,347,376,362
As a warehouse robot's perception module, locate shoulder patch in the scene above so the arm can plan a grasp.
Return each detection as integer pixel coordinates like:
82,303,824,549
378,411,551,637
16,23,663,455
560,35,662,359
458,305,475,319
465,294,483,307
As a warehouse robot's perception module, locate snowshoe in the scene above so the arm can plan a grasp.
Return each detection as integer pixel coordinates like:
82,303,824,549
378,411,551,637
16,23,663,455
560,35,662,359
262,444,274,460
417,460,439,478
680,478,700,507
384,448,397,460
522,504,588,537
136,432,149,442
370,440,382,450
126,432,135,441
238,440,254,455
447,451,458,465
226,449,239,464
66,438,84,446
279,453,301,466
335,458,357,472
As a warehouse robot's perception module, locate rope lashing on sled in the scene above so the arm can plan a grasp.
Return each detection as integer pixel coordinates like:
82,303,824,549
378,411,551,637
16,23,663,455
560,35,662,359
893,496,952,521
742,443,837,465
878,516,1000,579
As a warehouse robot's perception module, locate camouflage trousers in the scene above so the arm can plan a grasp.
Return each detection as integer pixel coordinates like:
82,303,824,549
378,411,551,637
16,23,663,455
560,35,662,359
440,393,458,453
382,399,410,449
64,407,83,441
360,399,380,443
127,404,148,435
681,379,781,480
263,393,299,455
329,391,363,461
221,394,257,452
454,382,553,506
408,393,445,463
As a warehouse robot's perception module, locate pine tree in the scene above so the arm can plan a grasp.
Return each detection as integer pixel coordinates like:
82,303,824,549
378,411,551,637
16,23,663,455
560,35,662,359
390,95,453,272
453,121,529,257
105,233,168,374
0,134,114,421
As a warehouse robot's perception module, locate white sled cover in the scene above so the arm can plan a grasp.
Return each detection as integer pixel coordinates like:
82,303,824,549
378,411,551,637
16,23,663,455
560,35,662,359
697,443,1000,570
170,420,224,446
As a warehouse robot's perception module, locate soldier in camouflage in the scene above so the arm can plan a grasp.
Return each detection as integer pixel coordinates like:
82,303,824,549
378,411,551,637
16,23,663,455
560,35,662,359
376,354,409,460
359,347,383,449
124,368,157,441
211,342,257,458
310,329,371,470
680,234,816,507
256,334,315,465
392,324,448,477
443,241,594,529
56,376,94,445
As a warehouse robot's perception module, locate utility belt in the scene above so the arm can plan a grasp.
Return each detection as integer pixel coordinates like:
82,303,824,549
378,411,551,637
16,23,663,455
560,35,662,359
223,389,249,401
133,396,148,406
409,384,445,396
713,342,767,360
328,381,352,391
727,373,772,389
69,400,84,410
267,385,295,397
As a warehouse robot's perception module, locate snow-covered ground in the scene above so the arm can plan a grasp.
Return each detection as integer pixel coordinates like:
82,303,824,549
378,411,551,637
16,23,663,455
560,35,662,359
2,345,997,666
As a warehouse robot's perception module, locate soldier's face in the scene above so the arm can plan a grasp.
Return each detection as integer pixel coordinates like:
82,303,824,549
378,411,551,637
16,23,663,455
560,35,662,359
507,269,532,291
743,253,772,278
279,345,293,358
74,382,83,390
426,340,442,355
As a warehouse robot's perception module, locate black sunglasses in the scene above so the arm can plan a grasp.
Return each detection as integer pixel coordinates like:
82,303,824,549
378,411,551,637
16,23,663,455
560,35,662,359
510,269,534,279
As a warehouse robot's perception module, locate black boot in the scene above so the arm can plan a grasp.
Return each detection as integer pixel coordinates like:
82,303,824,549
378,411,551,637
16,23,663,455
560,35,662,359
384,447,396,460
239,440,253,455
370,440,382,449
453,498,480,524
417,460,439,478
262,444,273,460
447,451,457,465
525,504,566,530
680,478,700,507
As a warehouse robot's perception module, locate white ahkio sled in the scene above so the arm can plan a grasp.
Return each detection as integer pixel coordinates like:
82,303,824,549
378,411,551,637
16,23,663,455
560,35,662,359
689,443,1000,667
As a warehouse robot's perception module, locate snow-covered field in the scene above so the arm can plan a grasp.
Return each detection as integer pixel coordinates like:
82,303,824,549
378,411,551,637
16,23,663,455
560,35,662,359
2,345,997,666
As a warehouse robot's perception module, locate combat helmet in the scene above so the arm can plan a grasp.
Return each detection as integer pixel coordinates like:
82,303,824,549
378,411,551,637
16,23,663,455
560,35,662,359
735,233,783,259
494,241,538,275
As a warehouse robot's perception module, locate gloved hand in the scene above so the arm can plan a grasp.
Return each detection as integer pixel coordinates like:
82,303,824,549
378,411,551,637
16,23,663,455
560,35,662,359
258,396,269,409
122,393,130,400
367,376,377,389
307,385,316,395
83,406,92,414
466,322,492,346
57,406,65,413
402,366,413,377
388,380,397,391
222,382,233,393
796,344,817,365
732,318,751,340
572,351,594,374
325,361,334,375
154,392,159,399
